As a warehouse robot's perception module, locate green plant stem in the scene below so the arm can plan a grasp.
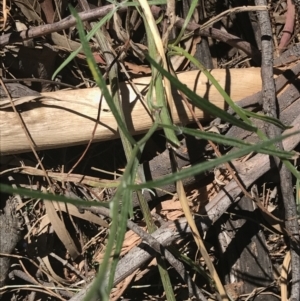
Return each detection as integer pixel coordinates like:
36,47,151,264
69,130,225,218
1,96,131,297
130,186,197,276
78,0,135,159
52,7,118,80
130,5,177,301
70,4,138,300
144,22,180,146
172,0,198,46
107,119,160,290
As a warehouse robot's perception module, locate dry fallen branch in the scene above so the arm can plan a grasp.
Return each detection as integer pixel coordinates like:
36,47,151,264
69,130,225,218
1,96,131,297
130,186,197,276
256,1,300,300
1,68,263,155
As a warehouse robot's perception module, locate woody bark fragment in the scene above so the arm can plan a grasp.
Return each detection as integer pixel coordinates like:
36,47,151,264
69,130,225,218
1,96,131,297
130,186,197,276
0,68,263,155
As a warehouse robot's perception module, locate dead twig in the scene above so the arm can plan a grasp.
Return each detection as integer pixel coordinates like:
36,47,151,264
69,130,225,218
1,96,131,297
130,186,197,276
278,0,296,52
0,4,261,64
255,2,300,300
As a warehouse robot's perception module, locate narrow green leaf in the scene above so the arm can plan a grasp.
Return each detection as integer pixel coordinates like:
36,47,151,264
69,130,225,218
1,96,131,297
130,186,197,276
0,184,109,208
172,0,198,46
159,124,297,159
108,188,132,290
128,130,300,190
168,45,252,124
241,108,292,130
69,5,135,146
145,53,257,133
52,8,117,80
166,46,300,180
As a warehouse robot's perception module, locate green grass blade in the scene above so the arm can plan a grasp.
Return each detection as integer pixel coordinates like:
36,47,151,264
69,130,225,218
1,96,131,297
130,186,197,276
167,46,300,180
241,108,292,130
128,130,300,190
69,6,135,300
145,53,257,132
168,45,252,124
142,8,180,147
52,7,118,80
69,5,135,146
172,0,198,46
0,184,109,207
160,124,297,159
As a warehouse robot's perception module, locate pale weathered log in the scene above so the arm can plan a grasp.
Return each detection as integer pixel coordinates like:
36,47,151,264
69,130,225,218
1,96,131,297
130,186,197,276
0,68,262,155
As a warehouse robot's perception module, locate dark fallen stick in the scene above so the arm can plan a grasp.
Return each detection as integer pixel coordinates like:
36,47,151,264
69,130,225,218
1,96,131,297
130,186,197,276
0,199,22,290
256,3,300,301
